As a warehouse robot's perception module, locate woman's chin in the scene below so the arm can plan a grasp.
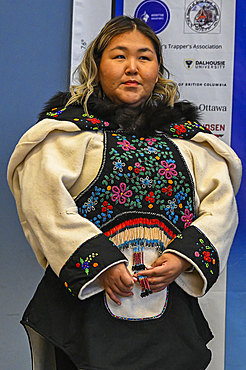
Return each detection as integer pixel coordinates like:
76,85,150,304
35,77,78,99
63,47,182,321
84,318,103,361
116,97,147,108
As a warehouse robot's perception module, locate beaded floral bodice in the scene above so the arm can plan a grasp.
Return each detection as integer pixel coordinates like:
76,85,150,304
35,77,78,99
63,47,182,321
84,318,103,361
75,130,195,254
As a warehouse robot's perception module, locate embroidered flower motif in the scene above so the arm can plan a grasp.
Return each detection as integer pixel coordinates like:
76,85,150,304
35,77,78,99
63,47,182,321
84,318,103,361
140,176,153,189
159,160,178,179
161,185,172,196
133,162,146,173
194,238,217,274
104,121,109,127
113,159,126,172
165,198,178,212
117,139,136,151
181,208,194,228
145,191,155,208
145,191,155,203
145,138,157,146
83,194,98,212
111,183,133,204
87,117,101,125
101,201,113,213
145,146,158,154
76,253,99,275
174,124,186,135
100,201,113,222
203,251,211,263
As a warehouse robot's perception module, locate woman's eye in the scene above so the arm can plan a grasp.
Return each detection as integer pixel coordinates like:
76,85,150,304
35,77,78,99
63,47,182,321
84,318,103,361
114,55,125,59
140,56,150,60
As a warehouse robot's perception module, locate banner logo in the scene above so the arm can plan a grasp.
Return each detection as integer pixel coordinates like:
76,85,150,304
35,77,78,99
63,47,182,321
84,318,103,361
185,1,221,33
184,59,225,70
184,59,195,69
134,0,170,34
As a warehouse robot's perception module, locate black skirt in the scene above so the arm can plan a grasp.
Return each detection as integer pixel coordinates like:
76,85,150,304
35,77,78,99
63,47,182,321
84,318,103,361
22,267,213,370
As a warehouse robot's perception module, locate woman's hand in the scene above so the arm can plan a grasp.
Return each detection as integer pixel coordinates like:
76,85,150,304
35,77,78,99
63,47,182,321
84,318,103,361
99,263,134,305
134,253,192,293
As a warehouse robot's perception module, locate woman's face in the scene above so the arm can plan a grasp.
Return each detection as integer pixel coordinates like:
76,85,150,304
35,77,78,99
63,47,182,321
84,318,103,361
98,30,160,107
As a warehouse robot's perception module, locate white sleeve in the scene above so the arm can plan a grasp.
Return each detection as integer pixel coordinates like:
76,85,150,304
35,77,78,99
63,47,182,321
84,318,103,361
164,136,241,297
8,126,127,298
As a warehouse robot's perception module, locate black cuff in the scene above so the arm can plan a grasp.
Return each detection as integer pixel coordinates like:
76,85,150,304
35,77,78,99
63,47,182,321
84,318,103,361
166,225,219,293
59,233,127,296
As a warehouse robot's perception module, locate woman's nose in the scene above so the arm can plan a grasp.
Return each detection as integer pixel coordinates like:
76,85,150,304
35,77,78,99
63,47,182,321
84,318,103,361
125,58,138,75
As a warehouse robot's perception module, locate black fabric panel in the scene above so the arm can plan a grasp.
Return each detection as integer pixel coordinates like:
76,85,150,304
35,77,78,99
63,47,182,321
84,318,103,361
75,130,195,236
22,267,213,370
59,233,127,296
55,347,78,370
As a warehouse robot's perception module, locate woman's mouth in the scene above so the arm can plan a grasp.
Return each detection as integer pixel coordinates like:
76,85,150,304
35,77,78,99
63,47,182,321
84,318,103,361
124,80,140,86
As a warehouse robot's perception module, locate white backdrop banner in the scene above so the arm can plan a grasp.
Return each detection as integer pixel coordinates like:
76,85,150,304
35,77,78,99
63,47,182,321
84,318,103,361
70,0,112,82
123,1,236,369
124,0,236,146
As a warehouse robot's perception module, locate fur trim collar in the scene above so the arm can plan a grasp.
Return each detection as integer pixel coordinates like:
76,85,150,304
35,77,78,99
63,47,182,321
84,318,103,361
38,91,201,136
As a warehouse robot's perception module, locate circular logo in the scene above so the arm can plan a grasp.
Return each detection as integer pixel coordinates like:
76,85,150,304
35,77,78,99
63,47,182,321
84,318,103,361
185,1,221,33
134,0,170,34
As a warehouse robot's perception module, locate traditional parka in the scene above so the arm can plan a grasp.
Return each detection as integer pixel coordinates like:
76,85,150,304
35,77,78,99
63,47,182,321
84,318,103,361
7,94,241,305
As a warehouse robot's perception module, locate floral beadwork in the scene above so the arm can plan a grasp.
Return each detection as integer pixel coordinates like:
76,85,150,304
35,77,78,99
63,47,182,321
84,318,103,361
76,132,195,231
159,160,178,179
72,114,111,131
111,183,133,204
117,139,136,151
194,238,217,274
113,159,125,172
83,196,98,212
169,121,211,139
181,208,194,228
76,253,99,275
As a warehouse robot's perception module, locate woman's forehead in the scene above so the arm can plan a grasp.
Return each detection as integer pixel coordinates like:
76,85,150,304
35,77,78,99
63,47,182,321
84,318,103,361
105,30,156,52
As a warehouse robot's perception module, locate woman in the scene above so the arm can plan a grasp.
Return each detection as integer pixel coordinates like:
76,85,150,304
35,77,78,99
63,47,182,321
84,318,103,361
7,16,241,370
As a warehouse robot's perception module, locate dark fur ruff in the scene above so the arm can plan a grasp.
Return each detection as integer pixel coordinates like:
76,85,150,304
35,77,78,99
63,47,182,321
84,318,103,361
38,91,201,136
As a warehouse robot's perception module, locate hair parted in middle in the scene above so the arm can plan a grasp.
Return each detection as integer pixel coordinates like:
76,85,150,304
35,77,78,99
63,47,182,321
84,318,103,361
67,15,179,114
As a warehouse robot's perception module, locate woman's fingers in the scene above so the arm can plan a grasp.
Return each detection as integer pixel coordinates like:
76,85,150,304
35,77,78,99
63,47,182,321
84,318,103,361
120,269,134,289
133,253,192,292
99,263,134,304
106,286,121,306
